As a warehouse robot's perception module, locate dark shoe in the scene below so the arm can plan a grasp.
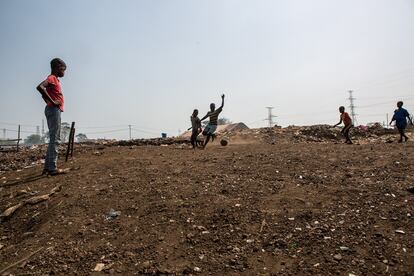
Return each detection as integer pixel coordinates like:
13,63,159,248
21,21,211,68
407,187,414,194
48,169,66,176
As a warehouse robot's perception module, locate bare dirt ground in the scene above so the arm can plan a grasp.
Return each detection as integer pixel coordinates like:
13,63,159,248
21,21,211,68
1,128,413,275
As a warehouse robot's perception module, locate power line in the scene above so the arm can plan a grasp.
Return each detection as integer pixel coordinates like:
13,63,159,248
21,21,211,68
75,124,127,129
131,128,160,135
84,128,127,135
357,94,414,101
358,97,414,109
0,121,38,128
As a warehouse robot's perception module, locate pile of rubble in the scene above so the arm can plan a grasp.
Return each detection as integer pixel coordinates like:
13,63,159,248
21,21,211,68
114,137,189,147
292,125,340,142
0,146,47,172
290,124,399,142
0,124,407,172
0,144,92,172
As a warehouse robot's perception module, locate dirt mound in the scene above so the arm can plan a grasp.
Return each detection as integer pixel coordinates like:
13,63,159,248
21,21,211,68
0,124,406,172
1,140,413,275
114,137,188,147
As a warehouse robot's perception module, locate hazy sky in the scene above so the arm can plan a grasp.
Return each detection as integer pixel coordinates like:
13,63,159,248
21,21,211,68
1,0,413,140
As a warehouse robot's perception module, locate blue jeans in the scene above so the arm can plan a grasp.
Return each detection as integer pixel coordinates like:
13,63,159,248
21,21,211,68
203,124,217,136
44,106,61,171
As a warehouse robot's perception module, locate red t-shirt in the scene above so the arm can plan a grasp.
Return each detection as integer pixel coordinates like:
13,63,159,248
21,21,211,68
341,112,352,126
46,75,64,112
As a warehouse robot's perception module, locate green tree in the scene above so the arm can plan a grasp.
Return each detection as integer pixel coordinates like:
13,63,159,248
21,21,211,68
61,122,71,143
76,133,88,142
202,117,232,127
217,117,232,125
24,134,42,145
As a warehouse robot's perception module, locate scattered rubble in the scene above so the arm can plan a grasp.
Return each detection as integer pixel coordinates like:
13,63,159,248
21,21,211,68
0,126,413,274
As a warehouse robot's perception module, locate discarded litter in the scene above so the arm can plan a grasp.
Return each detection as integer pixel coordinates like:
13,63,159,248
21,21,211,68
93,263,105,272
104,209,121,220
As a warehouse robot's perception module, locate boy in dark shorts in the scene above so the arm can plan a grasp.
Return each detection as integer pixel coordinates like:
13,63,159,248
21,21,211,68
36,58,67,175
189,109,202,149
200,94,225,148
390,101,413,142
333,106,353,144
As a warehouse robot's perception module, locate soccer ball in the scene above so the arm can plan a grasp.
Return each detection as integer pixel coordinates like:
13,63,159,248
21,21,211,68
220,139,228,146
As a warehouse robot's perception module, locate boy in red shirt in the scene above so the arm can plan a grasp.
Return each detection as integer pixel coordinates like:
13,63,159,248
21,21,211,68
333,106,353,144
36,58,66,175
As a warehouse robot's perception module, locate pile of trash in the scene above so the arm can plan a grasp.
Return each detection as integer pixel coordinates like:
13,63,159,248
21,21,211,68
0,144,92,172
288,124,398,142
366,123,395,136
0,146,47,172
293,125,340,142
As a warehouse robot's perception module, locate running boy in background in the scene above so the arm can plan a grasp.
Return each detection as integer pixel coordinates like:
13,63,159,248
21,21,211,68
390,101,413,142
36,58,67,175
333,106,353,144
189,109,202,149
200,94,225,149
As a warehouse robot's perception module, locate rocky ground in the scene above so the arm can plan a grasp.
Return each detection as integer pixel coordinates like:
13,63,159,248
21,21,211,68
0,126,413,275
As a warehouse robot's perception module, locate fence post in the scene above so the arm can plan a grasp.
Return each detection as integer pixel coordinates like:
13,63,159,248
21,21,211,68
70,124,75,157
65,122,75,162
17,125,21,152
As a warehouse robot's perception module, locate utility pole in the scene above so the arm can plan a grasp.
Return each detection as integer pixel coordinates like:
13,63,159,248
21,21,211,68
2,128,5,139
128,125,132,140
36,126,40,136
265,107,277,128
348,90,357,125
42,119,45,136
